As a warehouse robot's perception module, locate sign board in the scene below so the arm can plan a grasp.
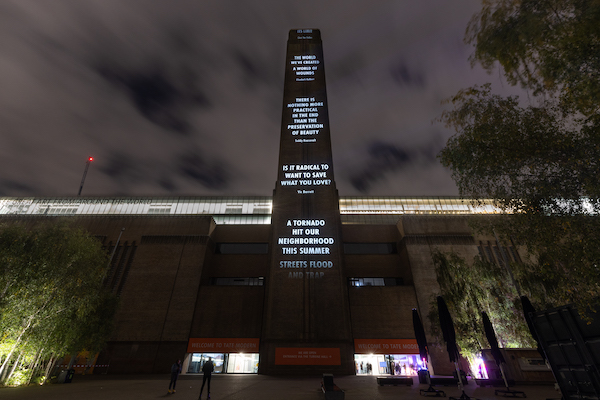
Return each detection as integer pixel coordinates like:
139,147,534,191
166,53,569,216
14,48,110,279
354,339,419,354
187,338,260,353
275,347,341,365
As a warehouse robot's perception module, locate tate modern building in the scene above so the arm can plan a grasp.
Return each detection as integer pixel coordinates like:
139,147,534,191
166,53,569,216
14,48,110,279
0,30,514,376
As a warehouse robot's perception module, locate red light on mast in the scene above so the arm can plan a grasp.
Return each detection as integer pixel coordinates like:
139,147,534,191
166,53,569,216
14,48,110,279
79,157,94,196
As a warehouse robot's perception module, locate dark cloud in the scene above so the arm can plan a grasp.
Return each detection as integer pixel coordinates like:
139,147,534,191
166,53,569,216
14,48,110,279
165,28,195,54
328,52,367,83
235,50,261,80
158,177,177,192
0,180,35,196
0,1,504,197
349,140,439,193
96,150,230,193
96,63,209,135
98,152,135,180
178,153,230,190
231,46,283,91
390,61,426,88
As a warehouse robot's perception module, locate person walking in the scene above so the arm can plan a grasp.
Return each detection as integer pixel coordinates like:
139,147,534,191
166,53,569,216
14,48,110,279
198,357,214,399
168,359,182,394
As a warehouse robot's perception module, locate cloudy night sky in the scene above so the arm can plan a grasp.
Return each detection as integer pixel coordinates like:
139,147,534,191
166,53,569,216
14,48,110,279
1,1,524,198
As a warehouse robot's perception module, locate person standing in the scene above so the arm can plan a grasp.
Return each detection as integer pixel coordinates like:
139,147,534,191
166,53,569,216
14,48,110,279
168,359,182,394
198,357,214,399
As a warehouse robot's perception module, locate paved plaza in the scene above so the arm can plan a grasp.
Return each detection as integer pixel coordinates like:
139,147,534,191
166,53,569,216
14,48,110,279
1,374,560,400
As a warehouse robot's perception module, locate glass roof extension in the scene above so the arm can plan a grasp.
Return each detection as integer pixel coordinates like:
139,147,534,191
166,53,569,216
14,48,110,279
0,196,501,224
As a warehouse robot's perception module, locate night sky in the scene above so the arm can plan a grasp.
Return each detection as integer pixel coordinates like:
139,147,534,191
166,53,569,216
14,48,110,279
0,1,522,198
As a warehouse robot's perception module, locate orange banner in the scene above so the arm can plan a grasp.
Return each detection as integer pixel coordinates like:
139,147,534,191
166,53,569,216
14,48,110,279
275,347,341,365
187,338,260,353
354,339,418,354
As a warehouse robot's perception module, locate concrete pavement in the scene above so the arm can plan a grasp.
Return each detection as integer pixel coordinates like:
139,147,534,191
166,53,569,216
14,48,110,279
0,374,560,400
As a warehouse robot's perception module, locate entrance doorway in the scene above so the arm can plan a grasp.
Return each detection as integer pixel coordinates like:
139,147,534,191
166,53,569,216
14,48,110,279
187,353,224,374
387,354,421,376
226,353,259,373
354,354,421,375
187,352,259,374
355,354,386,375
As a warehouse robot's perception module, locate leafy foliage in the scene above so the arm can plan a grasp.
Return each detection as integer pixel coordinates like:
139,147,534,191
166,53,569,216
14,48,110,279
439,84,600,216
0,222,118,386
467,0,600,115
429,251,536,360
476,214,600,313
437,0,600,314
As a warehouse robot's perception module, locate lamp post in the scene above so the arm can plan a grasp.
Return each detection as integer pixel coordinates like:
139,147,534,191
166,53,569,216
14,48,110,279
77,157,93,196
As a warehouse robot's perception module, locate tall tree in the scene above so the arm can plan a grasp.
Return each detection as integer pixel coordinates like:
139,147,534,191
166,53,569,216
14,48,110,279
466,0,600,115
438,0,600,312
428,251,536,361
0,222,118,385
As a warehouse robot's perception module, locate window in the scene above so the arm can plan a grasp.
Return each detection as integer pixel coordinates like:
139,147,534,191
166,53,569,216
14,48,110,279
215,243,269,254
225,205,243,214
479,243,519,266
148,207,171,214
509,247,521,263
349,277,403,287
343,243,397,255
484,246,495,263
478,246,486,260
252,204,271,214
210,277,264,286
41,207,78,215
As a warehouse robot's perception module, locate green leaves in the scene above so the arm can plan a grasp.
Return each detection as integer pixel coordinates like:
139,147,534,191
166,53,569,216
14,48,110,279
438,0,600,315
0,222,118,385
429,251,536,360
489,214,600,313
433,0,600,368
439,84,600,217
467,0,600,115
